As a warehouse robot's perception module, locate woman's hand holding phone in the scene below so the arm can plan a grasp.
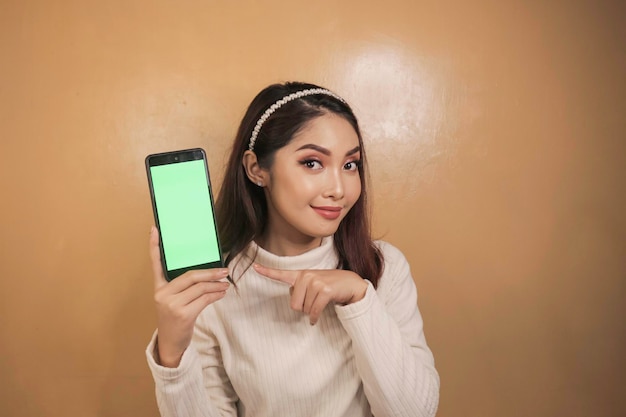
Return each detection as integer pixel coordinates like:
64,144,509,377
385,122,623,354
149,226,230,368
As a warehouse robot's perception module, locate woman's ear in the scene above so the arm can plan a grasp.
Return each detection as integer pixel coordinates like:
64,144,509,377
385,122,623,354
242,150,268,187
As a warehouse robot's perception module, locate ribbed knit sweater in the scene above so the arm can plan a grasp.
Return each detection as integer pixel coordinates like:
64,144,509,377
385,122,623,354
146,237,439,417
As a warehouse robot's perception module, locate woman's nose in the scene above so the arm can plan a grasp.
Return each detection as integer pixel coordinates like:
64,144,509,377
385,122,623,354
322,170,345,199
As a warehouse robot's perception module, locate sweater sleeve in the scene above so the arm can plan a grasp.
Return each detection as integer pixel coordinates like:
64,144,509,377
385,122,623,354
335,242,440,417
145,316,239,417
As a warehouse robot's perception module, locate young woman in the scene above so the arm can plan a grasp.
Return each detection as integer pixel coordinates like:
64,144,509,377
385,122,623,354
146,82,440,417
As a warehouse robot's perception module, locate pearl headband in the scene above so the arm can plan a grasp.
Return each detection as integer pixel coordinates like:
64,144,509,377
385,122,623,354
248,88,345,151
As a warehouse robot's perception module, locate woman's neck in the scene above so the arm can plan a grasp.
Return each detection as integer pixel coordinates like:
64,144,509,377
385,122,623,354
256,233,323,257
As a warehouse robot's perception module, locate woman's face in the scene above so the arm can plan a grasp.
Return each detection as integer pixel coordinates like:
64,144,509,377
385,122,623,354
261,113,362,254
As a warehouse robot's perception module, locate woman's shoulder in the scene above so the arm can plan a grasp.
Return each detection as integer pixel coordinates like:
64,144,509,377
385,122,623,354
371,240,417,298
373,240,413,280
373,239,408,263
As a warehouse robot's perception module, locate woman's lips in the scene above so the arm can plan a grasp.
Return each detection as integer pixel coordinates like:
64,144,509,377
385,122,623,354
311,206,342,220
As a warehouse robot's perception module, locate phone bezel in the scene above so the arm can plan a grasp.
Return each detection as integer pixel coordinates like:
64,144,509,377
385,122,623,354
145,148,224,281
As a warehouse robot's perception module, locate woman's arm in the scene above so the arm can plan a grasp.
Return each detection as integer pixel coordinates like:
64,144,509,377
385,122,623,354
253,241,439,416
145,227,238,417
335,242,440,417
145,321,238,417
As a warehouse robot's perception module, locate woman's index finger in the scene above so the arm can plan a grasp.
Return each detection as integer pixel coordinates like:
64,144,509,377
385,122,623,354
253,264,297,286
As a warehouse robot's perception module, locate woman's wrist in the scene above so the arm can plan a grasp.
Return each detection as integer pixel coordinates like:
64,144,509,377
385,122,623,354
155,336,185,368
344,279,368,305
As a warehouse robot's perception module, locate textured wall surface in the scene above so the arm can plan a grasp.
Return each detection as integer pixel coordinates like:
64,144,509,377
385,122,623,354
1,1,624,416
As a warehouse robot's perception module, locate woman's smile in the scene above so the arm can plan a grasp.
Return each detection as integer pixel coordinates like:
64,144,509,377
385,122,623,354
311,205,343,220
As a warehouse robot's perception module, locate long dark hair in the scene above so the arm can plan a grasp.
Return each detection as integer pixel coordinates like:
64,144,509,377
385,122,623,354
215,82,383,287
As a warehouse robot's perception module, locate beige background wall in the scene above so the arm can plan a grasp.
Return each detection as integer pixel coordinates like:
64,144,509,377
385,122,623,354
1,1,624,416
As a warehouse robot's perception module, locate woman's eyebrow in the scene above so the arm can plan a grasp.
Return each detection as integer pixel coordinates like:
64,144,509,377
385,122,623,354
295,144,331,155
295,144,361,157
345,146,361,156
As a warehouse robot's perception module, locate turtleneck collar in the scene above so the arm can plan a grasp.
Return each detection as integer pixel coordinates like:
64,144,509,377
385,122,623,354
242,236,337,271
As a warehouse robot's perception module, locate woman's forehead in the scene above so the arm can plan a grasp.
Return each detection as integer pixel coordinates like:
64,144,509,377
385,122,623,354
287,113,360,152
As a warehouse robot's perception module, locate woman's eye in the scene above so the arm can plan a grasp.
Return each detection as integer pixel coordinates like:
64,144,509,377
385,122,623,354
344,160,360,171
301,159,323,170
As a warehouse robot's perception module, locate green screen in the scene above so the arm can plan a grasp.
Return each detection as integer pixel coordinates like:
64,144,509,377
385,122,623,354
150,160,220,271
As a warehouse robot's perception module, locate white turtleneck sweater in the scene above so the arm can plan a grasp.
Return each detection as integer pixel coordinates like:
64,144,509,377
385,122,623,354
146,237,439,417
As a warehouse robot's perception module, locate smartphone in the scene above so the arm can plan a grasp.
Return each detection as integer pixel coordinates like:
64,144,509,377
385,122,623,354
145,148,223,281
